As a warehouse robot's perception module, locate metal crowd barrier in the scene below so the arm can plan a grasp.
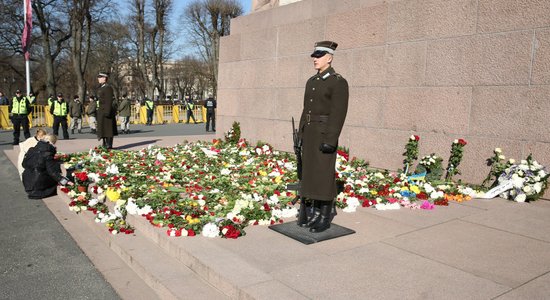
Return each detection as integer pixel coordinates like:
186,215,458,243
0,105,207,129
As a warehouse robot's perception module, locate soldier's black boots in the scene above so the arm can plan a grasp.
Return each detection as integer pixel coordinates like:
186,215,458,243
106,137,113,149
304,200,324,227
309,201,333,233
296,198,310,227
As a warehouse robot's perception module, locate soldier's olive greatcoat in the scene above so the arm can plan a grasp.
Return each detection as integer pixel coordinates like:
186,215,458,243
96,83,118,138
298,67,349,201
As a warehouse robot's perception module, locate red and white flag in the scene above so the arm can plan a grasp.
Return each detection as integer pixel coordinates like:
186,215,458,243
22,0,32,61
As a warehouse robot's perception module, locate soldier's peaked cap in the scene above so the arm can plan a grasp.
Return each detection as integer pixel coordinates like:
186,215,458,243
97,71,109,78
311,41,338,58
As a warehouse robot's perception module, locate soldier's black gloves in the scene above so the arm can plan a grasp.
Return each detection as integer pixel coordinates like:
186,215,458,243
319,143,336,154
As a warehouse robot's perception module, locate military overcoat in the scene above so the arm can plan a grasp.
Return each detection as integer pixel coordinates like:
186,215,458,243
298,67,349,201
96,83,118,138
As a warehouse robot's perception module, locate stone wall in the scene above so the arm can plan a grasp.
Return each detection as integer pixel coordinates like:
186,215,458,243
218,0,550,192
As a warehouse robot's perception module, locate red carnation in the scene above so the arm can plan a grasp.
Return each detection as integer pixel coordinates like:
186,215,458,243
414,135,420,141
458,138,467,146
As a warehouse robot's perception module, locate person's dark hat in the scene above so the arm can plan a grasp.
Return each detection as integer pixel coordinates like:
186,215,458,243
15,89,22,93
97,71,109,78
57,92,63,97
310,41,338,58
74,95,79,99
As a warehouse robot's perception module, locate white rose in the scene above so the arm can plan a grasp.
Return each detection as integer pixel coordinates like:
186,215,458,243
534,182,542,193
410,135,416,140
522,185,532,194
539,170,547,177
498,155,505,160
494,148,502,153
509,159,516,164
201,223,220,238
515,193,526,203
453,139,459,144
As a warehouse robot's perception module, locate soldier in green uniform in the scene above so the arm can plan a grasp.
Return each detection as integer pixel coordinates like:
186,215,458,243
96,72,117,149
297,41,349,233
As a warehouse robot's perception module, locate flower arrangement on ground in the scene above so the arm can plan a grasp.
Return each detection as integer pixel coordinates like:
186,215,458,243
58,128,488,238
416,153,443,182
498,154,549,202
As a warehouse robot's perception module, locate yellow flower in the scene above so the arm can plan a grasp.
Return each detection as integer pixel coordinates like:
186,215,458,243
259,170,267,176
370,190,378,195
400,187,409,192
410,185,421,194
274,176,282,184
106,188,121,202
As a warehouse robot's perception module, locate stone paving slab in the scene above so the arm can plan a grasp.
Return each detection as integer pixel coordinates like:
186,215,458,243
384,219,550,288
42,195,159,300
495,271,550,299
361,201,485,228
270,242,510,300
461,199,550,242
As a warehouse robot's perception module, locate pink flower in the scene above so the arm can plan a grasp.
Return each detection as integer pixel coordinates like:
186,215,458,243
420,200,434,210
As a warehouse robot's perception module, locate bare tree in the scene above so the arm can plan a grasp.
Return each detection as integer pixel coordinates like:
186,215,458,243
32,0,72,100
183,0,242,96
128,0,172,100
66,0,112,101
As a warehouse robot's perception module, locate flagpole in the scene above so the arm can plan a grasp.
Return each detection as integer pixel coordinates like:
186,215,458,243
23,0,31,95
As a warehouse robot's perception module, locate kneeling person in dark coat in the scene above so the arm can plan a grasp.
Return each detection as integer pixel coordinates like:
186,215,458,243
22,134,73,199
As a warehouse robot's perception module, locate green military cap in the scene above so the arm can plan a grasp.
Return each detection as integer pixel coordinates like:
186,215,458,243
311,41,338,58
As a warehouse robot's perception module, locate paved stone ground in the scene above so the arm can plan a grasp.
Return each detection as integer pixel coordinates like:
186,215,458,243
0,131,120,299
0,124,213,300
2,124,550,299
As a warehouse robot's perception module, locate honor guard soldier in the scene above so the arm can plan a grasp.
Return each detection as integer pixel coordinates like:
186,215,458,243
9,89,32,145
297,41,349,233
50,92,70,139
96,72,117,149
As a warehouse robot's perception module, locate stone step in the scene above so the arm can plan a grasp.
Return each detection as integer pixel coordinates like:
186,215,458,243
124,212,308,299
54,194,229,300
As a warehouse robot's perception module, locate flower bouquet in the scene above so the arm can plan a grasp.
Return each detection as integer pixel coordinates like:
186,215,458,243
73,171,91,192
403,135,420,174
416,153,443,182
498,154,549,202
445,138,467,181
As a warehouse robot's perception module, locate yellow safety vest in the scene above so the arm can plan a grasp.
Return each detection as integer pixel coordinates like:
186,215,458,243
186,102,194,110
146,100,153,110
53,101,68,116
26,95,36,104
47,97,53,107
11,97,28,114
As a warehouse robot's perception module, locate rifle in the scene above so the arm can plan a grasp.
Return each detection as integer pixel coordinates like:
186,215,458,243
288,117,302,205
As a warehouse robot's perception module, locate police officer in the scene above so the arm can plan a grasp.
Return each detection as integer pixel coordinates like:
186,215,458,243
184,96,196,124
145,97,154,125
96,72,117,149
204,93,216,132
50,92,70,139
297,41,349,233
8,89,32,145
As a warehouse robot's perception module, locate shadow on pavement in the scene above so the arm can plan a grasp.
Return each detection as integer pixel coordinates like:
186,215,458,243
115,139,160,150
